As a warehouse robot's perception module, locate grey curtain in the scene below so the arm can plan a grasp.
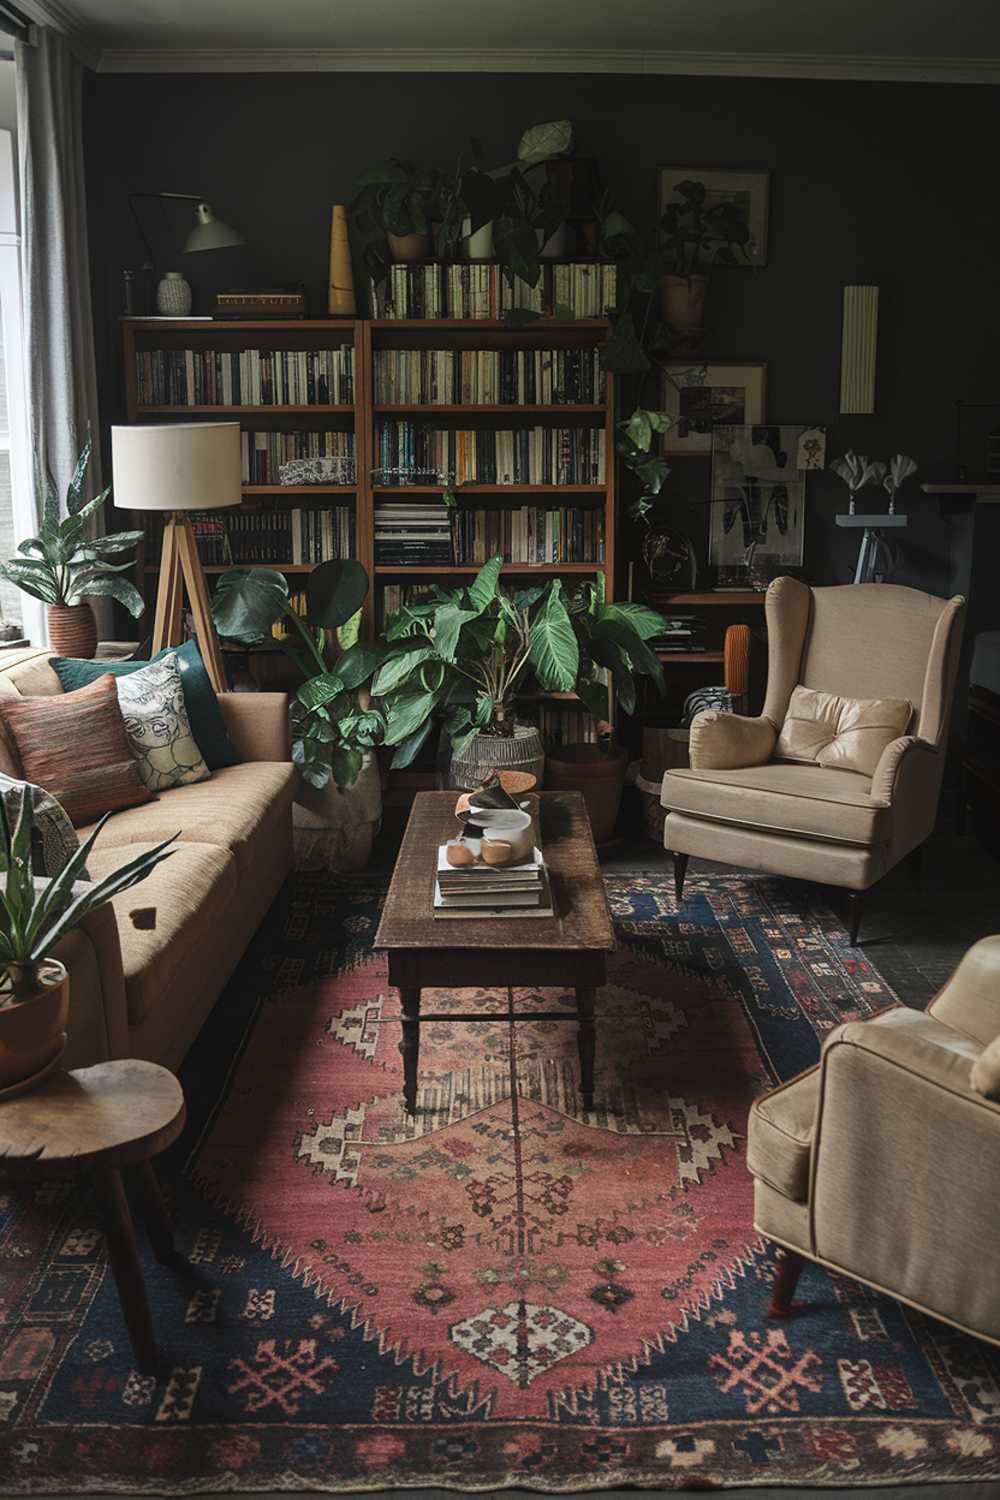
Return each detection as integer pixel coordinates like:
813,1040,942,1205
15,26,106,643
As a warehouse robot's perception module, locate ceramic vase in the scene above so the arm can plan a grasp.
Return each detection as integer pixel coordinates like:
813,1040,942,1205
327,204,356,315
156,271,192,316
0,960,69,1097
461,218,494,258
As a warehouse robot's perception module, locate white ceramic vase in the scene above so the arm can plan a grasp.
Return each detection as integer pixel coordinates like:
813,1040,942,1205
156,271,192,316
461,218,494,258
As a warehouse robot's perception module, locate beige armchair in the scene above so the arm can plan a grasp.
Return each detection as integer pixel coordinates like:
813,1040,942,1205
747,935,1000,1346
661,578,965,942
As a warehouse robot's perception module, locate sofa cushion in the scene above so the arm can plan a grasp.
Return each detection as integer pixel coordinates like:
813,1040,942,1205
78,761,297,877
0,673,153,825
748,1067,819,1202
87,839,238,1027
662,762,889,846
776,685,912,777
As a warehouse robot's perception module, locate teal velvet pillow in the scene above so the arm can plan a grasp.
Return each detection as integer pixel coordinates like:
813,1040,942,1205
51,639,239,770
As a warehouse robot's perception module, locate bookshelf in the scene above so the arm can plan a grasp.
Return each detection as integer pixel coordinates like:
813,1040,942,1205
120,293,615,738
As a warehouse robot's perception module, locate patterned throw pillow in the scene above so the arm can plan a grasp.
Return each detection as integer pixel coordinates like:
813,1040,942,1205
115,653,211,792
0,773,89,879
0,673,153,826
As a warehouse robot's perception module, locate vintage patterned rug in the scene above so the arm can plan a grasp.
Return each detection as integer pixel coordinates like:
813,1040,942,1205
0,870,998,1493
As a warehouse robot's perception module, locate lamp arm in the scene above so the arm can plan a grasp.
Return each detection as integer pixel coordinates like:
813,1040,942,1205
127,192,207,265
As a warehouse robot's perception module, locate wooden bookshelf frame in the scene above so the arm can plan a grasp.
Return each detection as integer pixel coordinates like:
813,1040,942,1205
120,311,615,643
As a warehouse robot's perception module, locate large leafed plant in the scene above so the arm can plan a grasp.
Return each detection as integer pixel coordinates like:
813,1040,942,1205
211,560,385,790
0,438,145,615
373,556,669,767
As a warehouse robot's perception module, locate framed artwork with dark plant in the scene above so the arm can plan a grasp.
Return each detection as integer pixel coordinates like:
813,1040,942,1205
662,361,766,455
658,168,770,267
708,423,826,573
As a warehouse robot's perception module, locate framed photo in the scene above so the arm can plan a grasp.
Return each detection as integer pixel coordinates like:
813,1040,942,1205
658,168,770,266
662,361,766,455
708,424,826,571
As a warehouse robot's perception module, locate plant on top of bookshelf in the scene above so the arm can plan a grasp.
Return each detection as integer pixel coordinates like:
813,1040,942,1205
212,559,385,790
372,556,669,784
0,436,144,658
351,157,440,264
433,148,498,258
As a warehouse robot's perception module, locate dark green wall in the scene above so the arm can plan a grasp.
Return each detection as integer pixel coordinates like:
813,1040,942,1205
82,69,1000,604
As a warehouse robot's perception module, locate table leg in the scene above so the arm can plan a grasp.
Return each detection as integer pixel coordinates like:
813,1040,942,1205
576,987,596,1112
128,1161,186,1271
92,1165,159,1375
399,987,421,1116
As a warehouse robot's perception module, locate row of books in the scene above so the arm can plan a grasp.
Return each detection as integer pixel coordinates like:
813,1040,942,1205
140,508,353,566
374,500,451,565
375,423,606,487
135,347,355,407
373,347,605,406
369,261,616,321
378,581,439,624
451,506,605,565
241,430,355,486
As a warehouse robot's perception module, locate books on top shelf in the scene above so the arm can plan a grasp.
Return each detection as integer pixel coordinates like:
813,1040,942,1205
135,346,354,406
369,261,616,321
434,841,554,919
373,347,604,405
452,505,604,565
374,500,452,564
241,430,355,486
376,423,605,487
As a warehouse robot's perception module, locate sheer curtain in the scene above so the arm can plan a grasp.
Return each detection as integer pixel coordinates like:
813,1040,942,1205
15,25,105,646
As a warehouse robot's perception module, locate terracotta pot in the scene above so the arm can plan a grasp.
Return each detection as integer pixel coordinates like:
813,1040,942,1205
661,272,707,329
0,959,69,1096
387,232,432,262
544,743,629,846
47,603,97,658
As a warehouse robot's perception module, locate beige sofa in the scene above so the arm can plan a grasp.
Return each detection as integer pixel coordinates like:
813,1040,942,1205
0,648,296,1072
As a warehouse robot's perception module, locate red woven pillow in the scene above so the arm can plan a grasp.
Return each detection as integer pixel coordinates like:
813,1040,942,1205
0,672,153,825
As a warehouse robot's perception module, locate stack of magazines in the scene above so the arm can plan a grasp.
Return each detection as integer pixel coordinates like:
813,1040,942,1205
433,842,553,919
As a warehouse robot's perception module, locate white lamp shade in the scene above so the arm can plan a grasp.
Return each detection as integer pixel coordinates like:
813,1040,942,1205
111,422,242,511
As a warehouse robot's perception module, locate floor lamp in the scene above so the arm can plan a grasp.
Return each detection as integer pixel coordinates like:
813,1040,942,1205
111,422,242,694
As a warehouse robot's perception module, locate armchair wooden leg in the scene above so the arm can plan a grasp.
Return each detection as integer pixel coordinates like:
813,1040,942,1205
847,891,865,946
672,852,689,903
768,1246,807,1319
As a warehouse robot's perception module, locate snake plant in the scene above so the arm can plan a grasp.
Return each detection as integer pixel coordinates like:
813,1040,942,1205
0,787,177,1003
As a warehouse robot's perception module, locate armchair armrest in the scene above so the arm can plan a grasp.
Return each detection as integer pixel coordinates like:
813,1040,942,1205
869,734,939,805
688,711,777,771
33,878,130,1064
928,933,1000,1047
810,1006,1000,1339
218,692,290,762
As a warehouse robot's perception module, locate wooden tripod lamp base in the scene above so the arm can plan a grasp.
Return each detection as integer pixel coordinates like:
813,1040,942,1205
110,421,242,700
150,513,228,695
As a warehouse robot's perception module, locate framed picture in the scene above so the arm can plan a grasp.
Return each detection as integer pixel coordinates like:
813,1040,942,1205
658,168,770,266
708,424,826,571
662,361,766,455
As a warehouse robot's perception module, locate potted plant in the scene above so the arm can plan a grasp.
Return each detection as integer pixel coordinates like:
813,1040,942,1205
212,560,388,870
0,438,145,657
492,167,566,294
373,558,669,840
434,151,498,259
0,789,176,1095
350,158,439,262
658,178,752,329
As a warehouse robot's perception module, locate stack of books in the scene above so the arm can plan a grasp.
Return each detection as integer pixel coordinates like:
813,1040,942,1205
374,500,452,565
648,615,709,653
434,842,553,918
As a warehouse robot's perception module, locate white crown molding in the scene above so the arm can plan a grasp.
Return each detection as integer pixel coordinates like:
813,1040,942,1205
17,0,85,34
92,45,1000,83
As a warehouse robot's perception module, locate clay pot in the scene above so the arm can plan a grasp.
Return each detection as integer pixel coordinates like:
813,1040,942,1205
544,743,629,846
0,960,69,1096
387,232,432,262
661,273,707,329
47,603,97,658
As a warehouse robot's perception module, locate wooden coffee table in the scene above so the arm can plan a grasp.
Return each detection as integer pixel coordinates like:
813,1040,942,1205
374,790,615,1114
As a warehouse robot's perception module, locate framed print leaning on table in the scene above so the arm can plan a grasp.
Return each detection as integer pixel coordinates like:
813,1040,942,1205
662,361,766,455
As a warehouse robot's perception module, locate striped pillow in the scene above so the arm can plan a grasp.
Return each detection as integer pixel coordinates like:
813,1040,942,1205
0,673,153,826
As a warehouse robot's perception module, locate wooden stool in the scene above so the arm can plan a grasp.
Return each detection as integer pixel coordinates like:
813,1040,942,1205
0,1060,185,1374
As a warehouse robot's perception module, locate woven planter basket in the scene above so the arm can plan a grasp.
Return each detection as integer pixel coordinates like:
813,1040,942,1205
449,724,545,792
47,604,97,659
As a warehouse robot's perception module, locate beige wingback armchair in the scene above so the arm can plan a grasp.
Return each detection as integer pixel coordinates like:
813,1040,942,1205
747,935,1000,1346
661,578,965,942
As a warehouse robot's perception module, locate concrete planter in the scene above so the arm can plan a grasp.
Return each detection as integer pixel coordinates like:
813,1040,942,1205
293,752,382,871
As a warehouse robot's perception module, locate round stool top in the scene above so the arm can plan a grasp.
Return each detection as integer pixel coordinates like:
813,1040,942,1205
0,1060,185,1178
